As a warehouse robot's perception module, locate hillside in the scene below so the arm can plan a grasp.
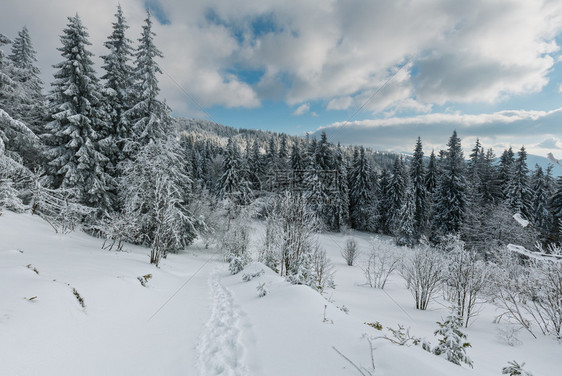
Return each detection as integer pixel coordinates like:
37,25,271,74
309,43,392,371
2,212,561,375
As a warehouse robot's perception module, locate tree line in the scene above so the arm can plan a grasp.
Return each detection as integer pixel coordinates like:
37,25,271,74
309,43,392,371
1,5,561,268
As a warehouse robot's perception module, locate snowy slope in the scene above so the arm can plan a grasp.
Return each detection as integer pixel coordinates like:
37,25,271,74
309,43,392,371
1,212,561,375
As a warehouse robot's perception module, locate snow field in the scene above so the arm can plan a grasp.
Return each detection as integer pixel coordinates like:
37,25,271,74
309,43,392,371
2,212,562,375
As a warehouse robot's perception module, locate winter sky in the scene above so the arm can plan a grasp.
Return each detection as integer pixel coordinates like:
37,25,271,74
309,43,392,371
1,0,562,157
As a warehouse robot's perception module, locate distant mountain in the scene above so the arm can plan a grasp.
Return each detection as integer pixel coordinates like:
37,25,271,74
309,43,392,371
527,154,562,177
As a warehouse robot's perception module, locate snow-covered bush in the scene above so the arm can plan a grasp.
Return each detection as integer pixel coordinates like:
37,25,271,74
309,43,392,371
242,269,264,282
256,282,268,297
496,323,522,347
222,220,251,275
120,139,196,266
432,315,473,368
401,246,444,310
364,238,401,289
311,246,335,292
341,237,359,266
0,178,26,213
491,246,562,339
441,235,488,327
30,174,95,234
188,189,227,249
259,192,329,291
502,361,533,376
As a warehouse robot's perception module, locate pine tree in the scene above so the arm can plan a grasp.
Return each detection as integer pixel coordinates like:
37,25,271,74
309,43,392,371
248,139,265,190
389,156,406,234
125,11,173,151
377,168,392,235
278,133,289,169
44,15,113,210
551,175,562,243
8,26,46,135
265,135,278,174
216,138,252,205
431,131,466,240
349,146,377,232
432,314,473,368
506,146,532,218
410,137,427,240
120,138,196,265
101,4,135,171
396,183,416,247
0,33,39,167
425,150,438,197
327,144,350,231
499,147,515,199
530,165,551,239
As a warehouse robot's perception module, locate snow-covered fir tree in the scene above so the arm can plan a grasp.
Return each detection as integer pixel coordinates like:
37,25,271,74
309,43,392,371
431,131,466,241
349,146,377,232
216,138,252,205
101,4,135,174
551,175,562,243
44,15,113,211
377,168,392,235
530,165,552,240
125,11,173,152
7,26,46,136
410,137,427,240
425,149,438,197
506,146,532,219
389,156,406,235
432,314,473,368
395,183,416,247
498,147,515,199
120,138,195,265
0,33,39,167
327,144,350,231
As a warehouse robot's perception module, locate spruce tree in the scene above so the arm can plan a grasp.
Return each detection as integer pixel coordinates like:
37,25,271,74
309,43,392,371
410,137,427,240
349,146,377,232
44,15,112,210
328,144,350,231
551,175,562,243
248,139,265,190
0,33,39,167
530,165,551,240
389,156,406,234
499,147,515,199
125,11,173,151
216,138,252,205
8,26,46,135
506,146,532,218
101,4,134,171
396,183,416,247
377,168,392,235
431,131,466,240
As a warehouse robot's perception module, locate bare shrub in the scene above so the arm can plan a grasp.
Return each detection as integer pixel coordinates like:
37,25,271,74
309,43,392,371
341,237,359,266
401,247,444,310
311,246,335,292
364,239,401,289
441,235,488,327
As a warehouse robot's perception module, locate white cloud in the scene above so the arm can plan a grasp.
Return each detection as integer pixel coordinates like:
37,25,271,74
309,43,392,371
292,103,310,116
536,137,562,150
327,96,353,111
1,0,562,115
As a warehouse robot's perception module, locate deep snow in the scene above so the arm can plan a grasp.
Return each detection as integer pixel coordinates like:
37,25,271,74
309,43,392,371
1,211,561,375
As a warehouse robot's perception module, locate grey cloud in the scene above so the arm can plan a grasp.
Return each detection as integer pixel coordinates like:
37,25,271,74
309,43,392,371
316,108,562,155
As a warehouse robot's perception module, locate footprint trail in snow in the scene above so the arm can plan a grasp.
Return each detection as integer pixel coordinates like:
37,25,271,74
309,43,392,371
198,269,249,376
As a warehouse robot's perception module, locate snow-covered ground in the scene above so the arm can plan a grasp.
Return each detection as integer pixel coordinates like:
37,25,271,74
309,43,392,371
1,212,561,375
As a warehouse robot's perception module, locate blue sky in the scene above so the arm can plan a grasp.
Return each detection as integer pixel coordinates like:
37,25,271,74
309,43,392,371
2,0,562,157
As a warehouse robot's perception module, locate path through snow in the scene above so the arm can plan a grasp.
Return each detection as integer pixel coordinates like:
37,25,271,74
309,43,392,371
197,268,250,376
